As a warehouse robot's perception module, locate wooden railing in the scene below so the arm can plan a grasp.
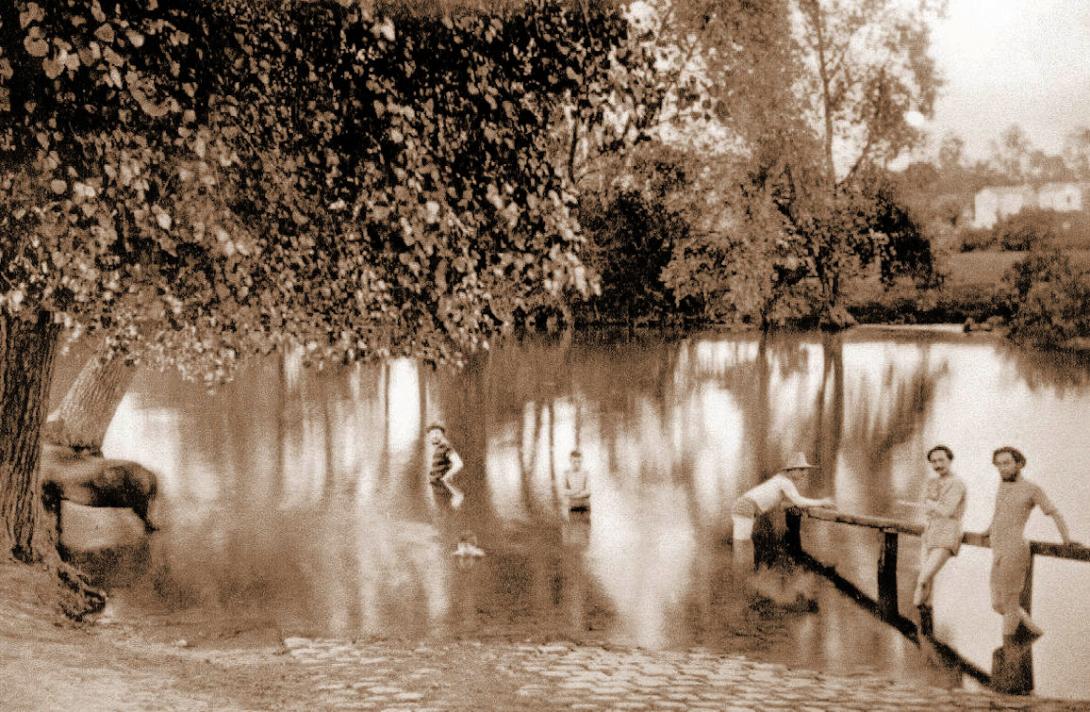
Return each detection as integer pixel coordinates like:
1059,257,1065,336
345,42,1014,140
783,506,1090,695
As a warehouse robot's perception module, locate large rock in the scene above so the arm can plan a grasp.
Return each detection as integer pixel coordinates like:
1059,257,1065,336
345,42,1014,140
42,441,162,588
41,443,159,533
58,501,150,587
58,501,147,552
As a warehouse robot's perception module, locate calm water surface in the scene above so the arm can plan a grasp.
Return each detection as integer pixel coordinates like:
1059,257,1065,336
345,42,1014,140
62,328,1090,700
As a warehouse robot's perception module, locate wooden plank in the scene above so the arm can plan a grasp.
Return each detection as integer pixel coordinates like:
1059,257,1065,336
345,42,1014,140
792,547,991,686
1030,540,1090,561
789,507,1090,562
800,507,924,536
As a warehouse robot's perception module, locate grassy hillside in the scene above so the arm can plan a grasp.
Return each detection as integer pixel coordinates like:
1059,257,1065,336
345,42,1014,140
944,249,1090,286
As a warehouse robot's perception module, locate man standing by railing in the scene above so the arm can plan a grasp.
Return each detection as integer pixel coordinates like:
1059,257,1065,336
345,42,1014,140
985,446,1080,640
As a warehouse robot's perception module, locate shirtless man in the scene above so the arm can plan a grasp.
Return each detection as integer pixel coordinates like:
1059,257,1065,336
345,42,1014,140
731,451,834,543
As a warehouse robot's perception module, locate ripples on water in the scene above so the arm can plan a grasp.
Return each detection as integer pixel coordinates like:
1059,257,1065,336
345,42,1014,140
53,328,1090,700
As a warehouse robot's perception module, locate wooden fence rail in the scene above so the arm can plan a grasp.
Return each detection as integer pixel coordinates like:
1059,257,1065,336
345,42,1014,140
782,506,1090,695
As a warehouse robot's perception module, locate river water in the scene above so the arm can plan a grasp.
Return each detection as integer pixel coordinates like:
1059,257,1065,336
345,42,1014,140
62,327,1090,700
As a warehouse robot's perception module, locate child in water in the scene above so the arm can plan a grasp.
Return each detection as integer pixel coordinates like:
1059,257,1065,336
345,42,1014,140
562,450,590,511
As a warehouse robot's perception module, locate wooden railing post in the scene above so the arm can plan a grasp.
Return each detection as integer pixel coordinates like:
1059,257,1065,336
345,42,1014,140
877,529,899,620
785,509,802,556
991,553,1036,695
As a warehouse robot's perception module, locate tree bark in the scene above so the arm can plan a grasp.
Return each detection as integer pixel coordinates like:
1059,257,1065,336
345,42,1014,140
44,344,136,454
0,310,61,562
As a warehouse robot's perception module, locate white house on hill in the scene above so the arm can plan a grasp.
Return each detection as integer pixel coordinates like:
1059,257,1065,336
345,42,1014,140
973,182,1090,229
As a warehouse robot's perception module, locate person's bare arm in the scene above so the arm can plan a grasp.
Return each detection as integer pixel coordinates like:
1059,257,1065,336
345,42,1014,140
785,491,834,509
442,450,464,482
1035,485,1078,546
1050,510,1075,546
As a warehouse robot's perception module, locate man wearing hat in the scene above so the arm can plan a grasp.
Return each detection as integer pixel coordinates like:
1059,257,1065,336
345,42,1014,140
731,452,834,544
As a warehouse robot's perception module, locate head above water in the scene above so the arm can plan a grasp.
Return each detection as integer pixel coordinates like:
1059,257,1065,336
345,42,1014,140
927,445,954,475
992,446,1026,481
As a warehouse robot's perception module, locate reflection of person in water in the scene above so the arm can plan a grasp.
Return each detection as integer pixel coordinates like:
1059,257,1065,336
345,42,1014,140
985,446,1079,640
912,445,966,614
561,509,591,547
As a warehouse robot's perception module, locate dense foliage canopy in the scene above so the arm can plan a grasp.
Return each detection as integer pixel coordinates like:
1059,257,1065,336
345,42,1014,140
1,0,633,378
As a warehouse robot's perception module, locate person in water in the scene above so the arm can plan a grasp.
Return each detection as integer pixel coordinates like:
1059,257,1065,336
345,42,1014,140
985,446,1080,640
731,451,834,544
912,445,967,616
427,423,463,485
454,531,485,558
562,450,590,511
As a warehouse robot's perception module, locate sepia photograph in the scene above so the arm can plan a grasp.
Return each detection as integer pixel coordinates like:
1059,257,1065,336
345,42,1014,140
2,0,1089,710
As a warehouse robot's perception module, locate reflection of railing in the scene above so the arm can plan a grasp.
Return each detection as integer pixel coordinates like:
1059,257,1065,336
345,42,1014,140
783,506,1090,696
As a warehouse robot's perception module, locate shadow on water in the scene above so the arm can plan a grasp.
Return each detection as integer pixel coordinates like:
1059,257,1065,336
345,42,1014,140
70,328,1090,700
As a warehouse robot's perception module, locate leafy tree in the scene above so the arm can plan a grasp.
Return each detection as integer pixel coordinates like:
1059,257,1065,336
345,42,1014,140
937,133,965,174
793,0,942,325
1062,126,1090,181
855,171,935,287
0,0,629,573
654,0,943,328
994,208,1060,251
578,187,686,326
989,124,1033,183
795,0,941,185
639,0,815,326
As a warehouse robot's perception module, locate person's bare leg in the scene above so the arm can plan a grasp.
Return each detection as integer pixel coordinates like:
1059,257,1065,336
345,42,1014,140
1018,608,1044,637
913,548,952,607
1002,609,1021,636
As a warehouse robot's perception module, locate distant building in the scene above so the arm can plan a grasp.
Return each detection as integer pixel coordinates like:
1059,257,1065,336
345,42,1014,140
972,182,1090,229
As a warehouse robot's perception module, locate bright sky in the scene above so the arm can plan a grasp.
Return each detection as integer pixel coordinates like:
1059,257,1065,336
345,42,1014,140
926,0,1090,161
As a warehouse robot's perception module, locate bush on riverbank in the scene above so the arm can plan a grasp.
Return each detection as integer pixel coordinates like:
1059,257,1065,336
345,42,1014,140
1002,250,1090,347
846,248,1090,353
956,209,1090,253
845,280,1007,325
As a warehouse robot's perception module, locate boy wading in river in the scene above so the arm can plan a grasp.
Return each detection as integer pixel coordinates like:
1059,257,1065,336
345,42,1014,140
427,424,463,483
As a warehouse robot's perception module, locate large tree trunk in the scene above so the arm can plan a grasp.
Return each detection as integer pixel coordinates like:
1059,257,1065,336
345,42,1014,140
45,344,135,454
0,310,61,562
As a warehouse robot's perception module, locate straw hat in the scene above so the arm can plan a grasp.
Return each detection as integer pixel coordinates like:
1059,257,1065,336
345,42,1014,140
781,452,817,471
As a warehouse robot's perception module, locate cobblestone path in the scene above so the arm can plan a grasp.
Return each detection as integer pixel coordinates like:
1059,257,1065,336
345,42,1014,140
283,637,1087,711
